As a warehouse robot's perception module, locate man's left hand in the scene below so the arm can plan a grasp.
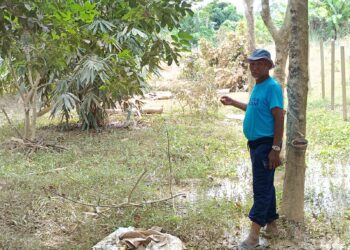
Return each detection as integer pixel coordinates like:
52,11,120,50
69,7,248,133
268,150,282,169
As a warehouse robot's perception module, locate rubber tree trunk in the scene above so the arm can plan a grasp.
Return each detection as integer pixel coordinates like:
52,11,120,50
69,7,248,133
261,0,291,87
281,0,309,222
243,0,256,92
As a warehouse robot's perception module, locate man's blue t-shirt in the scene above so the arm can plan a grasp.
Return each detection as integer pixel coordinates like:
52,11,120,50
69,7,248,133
243,76,283,141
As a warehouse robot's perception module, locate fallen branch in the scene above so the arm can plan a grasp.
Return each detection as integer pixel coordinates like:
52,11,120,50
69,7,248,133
10,137,68,153
51,190,186,209
165,124,176,212
27,167,67,176
128,169,147,203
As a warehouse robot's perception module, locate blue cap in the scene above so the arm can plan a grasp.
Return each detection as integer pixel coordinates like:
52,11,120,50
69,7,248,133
247,49,274,67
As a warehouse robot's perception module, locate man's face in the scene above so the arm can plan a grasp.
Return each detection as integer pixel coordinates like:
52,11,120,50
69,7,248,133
248,59,272,79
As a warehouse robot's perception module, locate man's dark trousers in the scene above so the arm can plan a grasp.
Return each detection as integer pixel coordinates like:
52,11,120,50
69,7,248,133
248,137,279,227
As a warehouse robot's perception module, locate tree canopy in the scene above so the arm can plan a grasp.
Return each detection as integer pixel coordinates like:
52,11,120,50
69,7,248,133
180,0,242,44
203,0,242,30
0,0,193,133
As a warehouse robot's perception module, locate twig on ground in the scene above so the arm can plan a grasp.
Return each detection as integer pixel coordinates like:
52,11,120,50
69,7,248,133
27,167,67,176
165,127,174,197
165,124,176,212
128,169,147,203
51,190,186,209
50,121,182,211
10,137,68,152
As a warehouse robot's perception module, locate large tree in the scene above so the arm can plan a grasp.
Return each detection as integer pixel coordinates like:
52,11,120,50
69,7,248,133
261,0,291,87
50,0,193,129
0,0,193,134
281,0,309,222
0,1,69,139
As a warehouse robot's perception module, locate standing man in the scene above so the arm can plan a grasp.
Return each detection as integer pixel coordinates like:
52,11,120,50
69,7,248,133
220,49,284,250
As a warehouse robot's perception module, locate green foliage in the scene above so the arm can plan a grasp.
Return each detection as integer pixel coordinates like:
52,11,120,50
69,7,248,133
0,0,194,130
180,10,216,43
0,58,15,94
309,0,350,40
47,0,194,129
0,1,73,138
203,0,242,30
180,0,242,44
255,16,273,44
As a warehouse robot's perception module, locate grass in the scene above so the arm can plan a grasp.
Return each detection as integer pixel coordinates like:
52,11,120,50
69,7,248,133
0,111,252,249
1,42,350,248
306,98,350,163
1,99,349,249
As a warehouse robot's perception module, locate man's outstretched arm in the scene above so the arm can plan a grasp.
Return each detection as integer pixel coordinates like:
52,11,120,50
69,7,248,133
220,96,247,111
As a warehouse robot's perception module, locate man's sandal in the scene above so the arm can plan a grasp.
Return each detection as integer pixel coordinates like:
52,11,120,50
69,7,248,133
238,241,262,250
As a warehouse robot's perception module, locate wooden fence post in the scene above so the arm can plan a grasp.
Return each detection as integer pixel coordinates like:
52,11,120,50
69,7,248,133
341,46,348,121
331,40,335,110
320,41,325,99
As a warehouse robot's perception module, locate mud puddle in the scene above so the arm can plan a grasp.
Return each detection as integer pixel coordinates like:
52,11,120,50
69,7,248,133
181,156,350,217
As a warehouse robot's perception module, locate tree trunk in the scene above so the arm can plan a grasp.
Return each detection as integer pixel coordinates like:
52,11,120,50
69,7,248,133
31,91,37,140
261,0,291,87
243,0,256,92
23,95,36,140
25,47,41,140
273,39,289,87
24,103,31,139
281,0,309,222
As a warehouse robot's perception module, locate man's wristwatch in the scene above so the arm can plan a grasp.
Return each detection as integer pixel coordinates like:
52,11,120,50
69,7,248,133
272,145,281,151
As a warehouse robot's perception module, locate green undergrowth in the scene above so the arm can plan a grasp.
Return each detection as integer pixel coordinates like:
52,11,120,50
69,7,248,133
0,113,250,249
306,98,350,163
1,98,350,249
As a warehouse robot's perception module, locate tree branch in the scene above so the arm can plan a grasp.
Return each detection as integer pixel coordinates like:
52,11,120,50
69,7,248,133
128,169,147,203
37,105,52,117
7,52,27,101
52,190,186,209
261,0,291,42
261,0,279,40
279,0,292,38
